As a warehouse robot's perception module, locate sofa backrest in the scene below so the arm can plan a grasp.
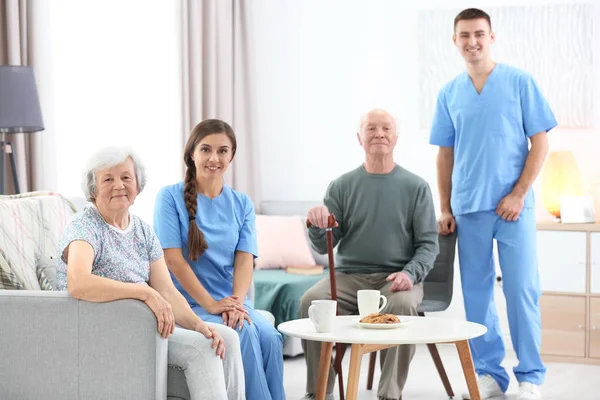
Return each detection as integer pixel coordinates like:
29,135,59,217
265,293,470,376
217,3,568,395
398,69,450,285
0,191,77,290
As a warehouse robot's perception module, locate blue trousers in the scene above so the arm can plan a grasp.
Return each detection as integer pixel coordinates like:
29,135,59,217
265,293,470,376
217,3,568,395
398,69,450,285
193,305,286,400
455,208,545,392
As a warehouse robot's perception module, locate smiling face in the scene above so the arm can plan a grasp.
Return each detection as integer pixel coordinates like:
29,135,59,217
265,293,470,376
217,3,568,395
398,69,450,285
357,110,398,156
94,157,138,213
453,18,495,64
191,133,234,181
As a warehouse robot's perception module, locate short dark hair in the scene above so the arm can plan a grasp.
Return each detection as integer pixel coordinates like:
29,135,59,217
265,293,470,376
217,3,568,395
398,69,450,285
454,8,491,31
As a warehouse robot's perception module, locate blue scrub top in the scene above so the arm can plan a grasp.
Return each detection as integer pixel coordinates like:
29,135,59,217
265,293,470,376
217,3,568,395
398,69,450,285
429,63,557,216
153,181,258,310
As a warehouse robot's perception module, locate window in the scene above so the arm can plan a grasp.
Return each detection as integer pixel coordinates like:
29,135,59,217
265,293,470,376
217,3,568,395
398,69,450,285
48,0,182,223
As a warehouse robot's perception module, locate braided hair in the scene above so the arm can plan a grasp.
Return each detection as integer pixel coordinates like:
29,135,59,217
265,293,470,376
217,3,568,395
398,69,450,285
183,119,237,261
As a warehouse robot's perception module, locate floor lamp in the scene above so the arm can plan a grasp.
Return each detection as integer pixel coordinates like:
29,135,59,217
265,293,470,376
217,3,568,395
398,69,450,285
0,65,45,195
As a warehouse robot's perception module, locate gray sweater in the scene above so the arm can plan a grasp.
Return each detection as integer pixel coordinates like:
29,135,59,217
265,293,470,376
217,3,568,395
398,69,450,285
308,164,439,283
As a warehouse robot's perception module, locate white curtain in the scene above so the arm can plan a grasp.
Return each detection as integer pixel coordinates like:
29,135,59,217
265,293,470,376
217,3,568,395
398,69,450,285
179,0,261,207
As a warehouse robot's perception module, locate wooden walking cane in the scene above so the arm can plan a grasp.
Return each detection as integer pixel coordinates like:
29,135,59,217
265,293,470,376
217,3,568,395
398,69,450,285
306,214,346,400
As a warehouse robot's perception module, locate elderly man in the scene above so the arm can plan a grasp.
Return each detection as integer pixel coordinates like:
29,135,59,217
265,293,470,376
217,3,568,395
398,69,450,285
299,109,439,400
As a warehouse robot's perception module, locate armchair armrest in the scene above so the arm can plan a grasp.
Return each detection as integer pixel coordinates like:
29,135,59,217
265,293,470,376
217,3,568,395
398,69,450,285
0,290,167,400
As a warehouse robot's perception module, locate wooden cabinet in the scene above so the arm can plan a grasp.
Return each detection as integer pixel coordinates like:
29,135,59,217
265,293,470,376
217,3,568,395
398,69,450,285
537,231,586,293
539,295,586,357
537,222,600,364
591,298,600,359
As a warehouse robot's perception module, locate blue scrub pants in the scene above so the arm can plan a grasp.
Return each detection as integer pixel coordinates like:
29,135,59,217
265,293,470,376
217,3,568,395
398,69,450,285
193,305,285,400
455,208,545,392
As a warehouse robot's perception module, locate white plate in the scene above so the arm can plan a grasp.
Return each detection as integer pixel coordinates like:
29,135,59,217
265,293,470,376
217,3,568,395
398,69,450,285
355,319,411,329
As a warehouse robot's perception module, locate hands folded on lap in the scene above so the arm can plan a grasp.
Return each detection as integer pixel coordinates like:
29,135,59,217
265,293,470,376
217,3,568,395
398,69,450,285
222,309,252,331
206,295,248,315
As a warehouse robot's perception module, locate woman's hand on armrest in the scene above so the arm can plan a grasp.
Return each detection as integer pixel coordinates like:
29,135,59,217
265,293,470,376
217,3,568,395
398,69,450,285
143,286,176,338
148,258,227,356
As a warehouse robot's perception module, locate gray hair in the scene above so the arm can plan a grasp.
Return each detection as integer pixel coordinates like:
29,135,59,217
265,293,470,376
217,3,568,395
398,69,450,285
357,108,399,135
81,146,148,201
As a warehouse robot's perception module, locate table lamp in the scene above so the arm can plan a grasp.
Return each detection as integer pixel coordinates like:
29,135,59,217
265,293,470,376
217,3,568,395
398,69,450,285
540,151,582,219
0,65,45,195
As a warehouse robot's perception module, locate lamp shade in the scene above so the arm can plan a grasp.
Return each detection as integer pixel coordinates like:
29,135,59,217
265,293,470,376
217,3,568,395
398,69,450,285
0,65,44,133
541,151,582,218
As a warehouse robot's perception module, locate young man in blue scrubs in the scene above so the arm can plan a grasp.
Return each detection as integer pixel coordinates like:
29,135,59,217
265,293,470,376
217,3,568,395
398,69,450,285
429,8,557,400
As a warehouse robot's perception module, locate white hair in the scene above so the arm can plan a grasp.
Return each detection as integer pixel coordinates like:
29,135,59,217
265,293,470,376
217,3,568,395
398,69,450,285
81,146,148,201
357,108,399,135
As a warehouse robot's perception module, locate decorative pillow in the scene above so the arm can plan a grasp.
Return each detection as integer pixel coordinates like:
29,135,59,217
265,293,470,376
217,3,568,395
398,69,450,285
0,251,24,290
37,268,54,291
35,254,57,290
0,191,75,291
255,215,316,269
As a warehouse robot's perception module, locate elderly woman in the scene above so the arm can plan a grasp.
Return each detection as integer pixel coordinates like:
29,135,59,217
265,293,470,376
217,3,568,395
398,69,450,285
55,146,245,400
153,119,285,400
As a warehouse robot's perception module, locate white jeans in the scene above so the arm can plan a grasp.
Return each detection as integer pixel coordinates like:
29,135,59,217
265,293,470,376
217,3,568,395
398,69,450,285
168,324,245,400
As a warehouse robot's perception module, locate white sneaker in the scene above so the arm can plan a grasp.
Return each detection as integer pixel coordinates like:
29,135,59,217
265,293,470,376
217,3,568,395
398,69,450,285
300,393,334,400
518,382,541,400
462,374,504,399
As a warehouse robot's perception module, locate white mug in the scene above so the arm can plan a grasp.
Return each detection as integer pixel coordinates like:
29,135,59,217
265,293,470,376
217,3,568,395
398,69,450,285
308,300,337,333
357,290,387,317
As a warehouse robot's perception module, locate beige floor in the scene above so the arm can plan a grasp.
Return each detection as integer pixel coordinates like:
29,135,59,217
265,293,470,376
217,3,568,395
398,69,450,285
283,344,599,399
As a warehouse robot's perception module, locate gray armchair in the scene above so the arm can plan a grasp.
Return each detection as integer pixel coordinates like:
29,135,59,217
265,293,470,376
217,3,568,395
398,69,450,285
0,192,194,400
0,284,274,400
0,290,170,400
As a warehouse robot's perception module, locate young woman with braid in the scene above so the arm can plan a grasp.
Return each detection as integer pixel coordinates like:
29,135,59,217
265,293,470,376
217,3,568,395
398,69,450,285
153,119,285,400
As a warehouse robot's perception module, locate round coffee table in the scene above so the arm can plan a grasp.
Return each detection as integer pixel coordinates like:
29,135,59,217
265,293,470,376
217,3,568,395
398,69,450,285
278,315,487,400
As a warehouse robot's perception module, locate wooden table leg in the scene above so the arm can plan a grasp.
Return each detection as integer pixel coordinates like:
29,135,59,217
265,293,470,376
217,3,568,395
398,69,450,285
426,343,454,398
316,342,333,400
456,340,481,400
345,344,363,400
366,351,377,390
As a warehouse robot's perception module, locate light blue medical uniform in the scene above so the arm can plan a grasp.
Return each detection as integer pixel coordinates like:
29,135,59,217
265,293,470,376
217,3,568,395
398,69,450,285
153,182,285,400
429,63,557,391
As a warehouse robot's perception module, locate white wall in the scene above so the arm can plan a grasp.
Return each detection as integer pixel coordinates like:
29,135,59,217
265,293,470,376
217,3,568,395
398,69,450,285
252,0,600,350
48,0,182,224
253,0,600,206
253,0,422,204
